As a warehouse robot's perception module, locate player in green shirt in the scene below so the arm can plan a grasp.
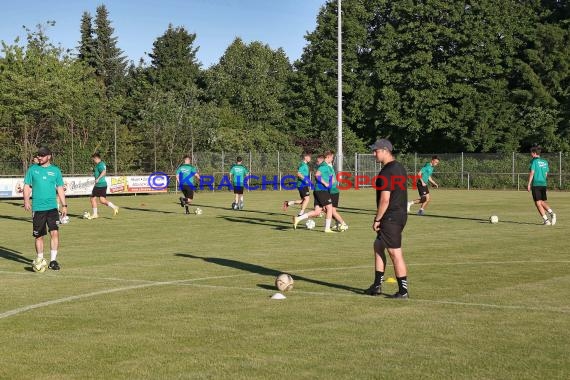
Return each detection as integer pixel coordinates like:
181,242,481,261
327,158,348,231
527,146,556,225
229,157,249,210
407,155,440,215
176,155,201,214
23,146,67,271
87,153,119,219
283,152,312,216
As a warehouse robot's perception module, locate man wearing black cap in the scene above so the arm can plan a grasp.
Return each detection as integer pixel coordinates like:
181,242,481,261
23,147,67,270
365,139,410,298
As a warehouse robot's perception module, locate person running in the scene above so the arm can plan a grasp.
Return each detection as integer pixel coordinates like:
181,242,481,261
527,146,556,225
294,151,336,233
408,155,440,215
283,152,311,216
365,139,409,299
87,153,119,219
23,146,67,271
229,157,249,210
326,155,348,232
176,155,201,215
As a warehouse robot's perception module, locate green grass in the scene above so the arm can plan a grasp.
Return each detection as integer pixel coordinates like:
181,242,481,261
1,189,568,379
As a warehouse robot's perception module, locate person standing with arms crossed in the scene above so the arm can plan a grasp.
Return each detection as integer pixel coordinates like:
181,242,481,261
23,146,67,271
229,157,249,210
527,146,556,225
365,139,410,298
87,153,119,219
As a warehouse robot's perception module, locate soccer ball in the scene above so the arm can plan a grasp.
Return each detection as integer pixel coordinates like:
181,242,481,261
231,202,238,210
82,211,91,219
194,208,203,215
59,215,70,224
275,273,294,292
32,258,48,273
489,215,499,224
305,219,316,230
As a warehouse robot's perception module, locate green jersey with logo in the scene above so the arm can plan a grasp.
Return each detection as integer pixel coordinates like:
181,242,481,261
176,164,198,185
420,162,434,184
229,164,249,187
24,164,64,211
297,161,310,188
94,161,107,187
530,157,549,186
315,162,334,191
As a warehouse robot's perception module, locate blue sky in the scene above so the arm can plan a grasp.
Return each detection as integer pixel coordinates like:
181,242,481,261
0,0,325,67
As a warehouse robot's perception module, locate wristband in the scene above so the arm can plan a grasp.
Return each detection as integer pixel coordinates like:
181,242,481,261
374,219,381,223
62,205,68,207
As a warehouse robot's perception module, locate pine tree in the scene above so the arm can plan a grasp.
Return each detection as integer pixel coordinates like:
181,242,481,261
77,11,96,69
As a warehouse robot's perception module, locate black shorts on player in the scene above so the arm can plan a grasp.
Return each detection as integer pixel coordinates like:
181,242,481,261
181,184,194,200
32,209,59,238
330,193,340,208
233,186,244,195
92,186,107,197
314,190,332,208
376,221,405,249
298,186,310,199
531,186,547,202
416,180,429,197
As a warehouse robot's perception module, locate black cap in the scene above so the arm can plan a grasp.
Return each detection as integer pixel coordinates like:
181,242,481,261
36,147,52,156
369,139,393,152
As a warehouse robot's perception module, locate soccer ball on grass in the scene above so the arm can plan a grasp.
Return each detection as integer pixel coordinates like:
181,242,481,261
305,219,316,230
489,215,499,224
275,273,294,292
32,257,48,273
194,208,203,215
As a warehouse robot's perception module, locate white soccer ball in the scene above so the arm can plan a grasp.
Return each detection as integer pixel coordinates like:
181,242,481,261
275,273,294,292
305,219,316,230
59,215,70,224
32,258,48,273
82,211,91,219
194,208,203,215
489,215,499,224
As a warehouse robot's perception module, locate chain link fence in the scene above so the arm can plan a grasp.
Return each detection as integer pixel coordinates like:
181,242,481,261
1,151,569,190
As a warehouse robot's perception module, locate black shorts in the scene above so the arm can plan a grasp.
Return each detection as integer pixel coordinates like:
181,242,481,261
416,180,429,197
92,186,107,197
314,191,332,208
531,186,547,202
330,193,340,208
32,209,59,237
376,221,405,249
298,186,310,199
181,185,194,200
233,186,244,195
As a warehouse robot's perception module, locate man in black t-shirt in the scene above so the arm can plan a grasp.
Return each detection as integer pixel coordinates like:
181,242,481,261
365,139,410,299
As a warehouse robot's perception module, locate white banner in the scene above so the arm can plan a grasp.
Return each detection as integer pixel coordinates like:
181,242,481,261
0,175,167,198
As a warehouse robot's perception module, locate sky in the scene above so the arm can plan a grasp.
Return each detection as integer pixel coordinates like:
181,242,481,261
0,0,325,67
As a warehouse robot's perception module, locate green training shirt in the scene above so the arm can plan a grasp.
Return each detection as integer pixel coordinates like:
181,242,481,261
93,161,108,187
315,162,334,191
176,164,198,185
229,164,249,187
297,161,310,188
529,157,549,186
420,162,434,184
24,164,64,211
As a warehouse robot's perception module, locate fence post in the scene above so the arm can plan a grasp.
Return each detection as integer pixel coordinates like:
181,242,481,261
461,152,464,188
517,173,520,191
560,151,562,189
354,152,358,179
467,172,470,190
414,152,417,177
277,151,280,191
221,151,224,173
512,151,515,185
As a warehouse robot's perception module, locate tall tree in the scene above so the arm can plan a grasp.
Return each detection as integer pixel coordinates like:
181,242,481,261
94,4,127,97
77,11,96,69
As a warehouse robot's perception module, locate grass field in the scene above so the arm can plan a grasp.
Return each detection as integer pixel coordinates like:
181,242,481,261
0,189,568,379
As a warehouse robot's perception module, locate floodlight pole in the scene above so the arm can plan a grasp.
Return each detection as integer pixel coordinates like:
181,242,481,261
336,0,343,172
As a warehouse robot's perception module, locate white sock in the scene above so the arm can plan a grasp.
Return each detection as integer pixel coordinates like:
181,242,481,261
108,202,117,209
298,213,310,221
542,214,548,220
547,208,553,214
288,201,295,206
92,208,98,216
298,210,305,216
325,219,332,230
50,250,57,261
37,252,44,259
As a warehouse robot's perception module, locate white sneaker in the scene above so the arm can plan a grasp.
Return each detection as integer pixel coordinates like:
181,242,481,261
407,201,413,213
550,213,557,225
543,220,552,226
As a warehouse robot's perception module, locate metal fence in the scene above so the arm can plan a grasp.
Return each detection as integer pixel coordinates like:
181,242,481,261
1,151,569,190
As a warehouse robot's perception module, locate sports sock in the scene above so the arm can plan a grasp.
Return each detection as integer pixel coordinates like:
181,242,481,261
288,201,295,206
37,252,44,259
542,214,548,221
50,250,57,261
325,219,332,230
374,271,384,286
108,202,117,209
92,208,98,216
397,276,408,294
298,210,305,216
298,213,310,221
547,208,553,214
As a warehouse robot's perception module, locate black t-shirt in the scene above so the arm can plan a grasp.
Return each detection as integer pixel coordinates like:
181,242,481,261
375,160,408,225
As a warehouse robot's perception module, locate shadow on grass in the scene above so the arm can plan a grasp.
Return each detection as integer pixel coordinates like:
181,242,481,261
121,206,178,214
415,213,538,225
0,214,32,223
175,253,364,294
0,246,32,267
216,215,290,230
